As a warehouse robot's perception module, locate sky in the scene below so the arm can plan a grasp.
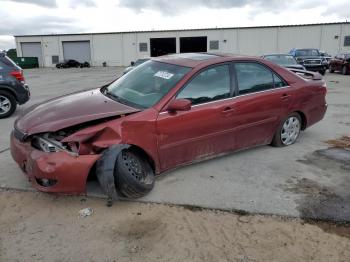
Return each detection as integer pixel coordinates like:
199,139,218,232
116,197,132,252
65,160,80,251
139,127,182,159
0,0,349,50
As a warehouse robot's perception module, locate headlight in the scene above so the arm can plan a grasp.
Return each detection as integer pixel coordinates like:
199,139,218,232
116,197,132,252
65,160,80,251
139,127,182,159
32,136,64,153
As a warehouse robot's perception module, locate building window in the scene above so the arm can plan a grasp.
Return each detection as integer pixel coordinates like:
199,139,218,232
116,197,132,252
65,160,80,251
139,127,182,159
344,36,350,47
52,55,59,64
139,43,148,52
209,40,219,50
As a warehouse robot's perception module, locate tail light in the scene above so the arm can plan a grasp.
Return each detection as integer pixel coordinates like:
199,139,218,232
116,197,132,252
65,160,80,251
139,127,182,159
10,70,25,82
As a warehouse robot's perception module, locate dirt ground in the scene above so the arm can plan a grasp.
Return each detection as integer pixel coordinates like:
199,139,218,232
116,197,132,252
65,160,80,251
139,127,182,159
0,190,349,262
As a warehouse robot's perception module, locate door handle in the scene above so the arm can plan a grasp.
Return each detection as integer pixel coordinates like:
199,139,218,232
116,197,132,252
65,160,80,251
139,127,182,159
222,106,235,113
281,94,291,100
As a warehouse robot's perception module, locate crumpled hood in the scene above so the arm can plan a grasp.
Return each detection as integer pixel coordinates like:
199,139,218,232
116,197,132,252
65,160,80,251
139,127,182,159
15,89,140,135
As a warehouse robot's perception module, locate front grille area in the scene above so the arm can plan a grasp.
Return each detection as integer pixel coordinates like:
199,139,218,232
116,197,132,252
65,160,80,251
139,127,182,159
304,59,322,65
13,128,27,142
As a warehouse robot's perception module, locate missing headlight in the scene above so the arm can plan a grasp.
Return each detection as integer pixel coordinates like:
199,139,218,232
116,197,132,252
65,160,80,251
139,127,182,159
31,133,78,156
32,136,62,153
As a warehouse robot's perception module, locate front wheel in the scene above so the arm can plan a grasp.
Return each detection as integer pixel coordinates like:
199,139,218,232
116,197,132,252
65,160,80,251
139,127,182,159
115,149,155,199
329,65,335,73
0,90,17,119
319,70,326,76
271,113,302,147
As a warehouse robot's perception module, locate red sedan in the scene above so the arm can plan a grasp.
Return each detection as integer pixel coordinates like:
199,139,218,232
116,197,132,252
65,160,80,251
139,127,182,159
10,53,327,200
329,53,350,75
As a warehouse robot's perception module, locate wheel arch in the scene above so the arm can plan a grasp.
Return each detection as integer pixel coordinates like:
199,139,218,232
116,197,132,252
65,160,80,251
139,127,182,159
93,143,158,201
294,110,307,130
0,86,18,102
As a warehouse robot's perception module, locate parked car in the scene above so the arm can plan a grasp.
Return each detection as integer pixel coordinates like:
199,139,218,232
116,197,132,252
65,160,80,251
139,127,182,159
10,53,327,200
262,54,306,70
123,58,150,74
329,53,350,75
0,51,30,118
289,48,328,75
56,59,90,69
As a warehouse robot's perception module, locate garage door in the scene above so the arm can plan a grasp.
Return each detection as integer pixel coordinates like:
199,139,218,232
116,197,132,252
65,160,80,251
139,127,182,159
21,42,43,67
63,41,91,63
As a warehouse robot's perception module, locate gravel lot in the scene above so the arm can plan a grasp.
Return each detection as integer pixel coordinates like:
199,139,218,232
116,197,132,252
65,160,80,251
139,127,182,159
0,67,349,222
0,190,349,262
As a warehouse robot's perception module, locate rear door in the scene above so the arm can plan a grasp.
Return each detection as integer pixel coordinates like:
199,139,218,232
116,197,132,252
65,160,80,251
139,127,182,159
225,62,291,150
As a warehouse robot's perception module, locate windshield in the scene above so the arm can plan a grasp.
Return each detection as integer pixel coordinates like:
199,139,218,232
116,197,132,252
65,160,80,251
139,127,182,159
295,49,319,57
264,55,298,65
105,60,191,109
134,59,148,66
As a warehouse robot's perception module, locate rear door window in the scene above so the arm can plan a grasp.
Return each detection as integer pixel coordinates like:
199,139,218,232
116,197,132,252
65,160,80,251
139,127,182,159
176,64,231,105
234,62,287,95
0,56,17,68
234,63,274,95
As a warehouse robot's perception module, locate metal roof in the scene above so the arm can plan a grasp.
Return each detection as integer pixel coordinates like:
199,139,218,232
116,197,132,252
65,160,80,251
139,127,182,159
14,21,350,38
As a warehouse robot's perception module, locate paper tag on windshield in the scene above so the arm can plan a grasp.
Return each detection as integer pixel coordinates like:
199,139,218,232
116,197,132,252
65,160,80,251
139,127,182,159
154,71,174,80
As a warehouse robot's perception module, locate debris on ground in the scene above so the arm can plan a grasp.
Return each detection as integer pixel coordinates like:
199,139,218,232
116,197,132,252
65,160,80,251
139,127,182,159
325,136,350,149
79,207,93,217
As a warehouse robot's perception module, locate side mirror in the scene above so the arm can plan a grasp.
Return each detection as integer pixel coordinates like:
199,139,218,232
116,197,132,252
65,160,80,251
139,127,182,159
131,61,135,66
167,99,192,112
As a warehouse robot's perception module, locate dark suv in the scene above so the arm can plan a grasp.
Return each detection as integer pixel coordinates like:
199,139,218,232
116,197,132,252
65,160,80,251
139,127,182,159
289,48,328,75
0,52,30,118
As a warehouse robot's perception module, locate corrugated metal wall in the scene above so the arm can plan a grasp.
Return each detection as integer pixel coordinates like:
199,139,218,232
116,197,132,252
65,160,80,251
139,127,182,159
15,23,350,67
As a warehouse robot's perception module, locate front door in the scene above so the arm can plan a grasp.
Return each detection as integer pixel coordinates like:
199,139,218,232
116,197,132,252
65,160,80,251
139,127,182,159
156,64,235,171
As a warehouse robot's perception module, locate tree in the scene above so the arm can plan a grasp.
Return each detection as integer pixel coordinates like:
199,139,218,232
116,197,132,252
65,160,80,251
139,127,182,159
6,48,17,60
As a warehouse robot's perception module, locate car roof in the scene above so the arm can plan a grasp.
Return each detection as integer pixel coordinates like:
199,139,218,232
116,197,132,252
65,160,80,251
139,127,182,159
152,53,261,68
263,54,293,57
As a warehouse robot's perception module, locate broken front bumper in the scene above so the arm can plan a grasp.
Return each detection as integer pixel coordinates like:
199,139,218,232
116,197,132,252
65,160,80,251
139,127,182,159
10,131,101,195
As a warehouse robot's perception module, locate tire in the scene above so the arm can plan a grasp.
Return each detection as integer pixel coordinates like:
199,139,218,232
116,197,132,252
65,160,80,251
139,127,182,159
329,65,335,73
271,113,302,147
319,70,326,76
0,90,17,119
115,148,155,199
342,66,348,75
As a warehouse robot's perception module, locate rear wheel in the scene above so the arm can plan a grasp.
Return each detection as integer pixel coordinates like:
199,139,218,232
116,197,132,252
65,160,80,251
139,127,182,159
329,65,335,73
0,90,16,119
272,113,301,147
115,149,155,199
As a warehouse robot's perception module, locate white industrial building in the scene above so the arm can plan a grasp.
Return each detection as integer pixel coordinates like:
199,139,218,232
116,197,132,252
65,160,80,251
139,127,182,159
14,22,350,68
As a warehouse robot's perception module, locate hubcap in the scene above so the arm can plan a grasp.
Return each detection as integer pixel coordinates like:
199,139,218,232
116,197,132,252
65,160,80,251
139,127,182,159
281,116,301,146
0,95,11,115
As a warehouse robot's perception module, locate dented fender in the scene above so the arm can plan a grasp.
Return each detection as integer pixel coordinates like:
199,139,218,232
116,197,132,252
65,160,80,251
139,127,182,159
62,119,123,154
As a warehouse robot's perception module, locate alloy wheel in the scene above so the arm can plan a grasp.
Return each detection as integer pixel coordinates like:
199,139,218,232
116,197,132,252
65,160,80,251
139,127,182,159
0,95,11,115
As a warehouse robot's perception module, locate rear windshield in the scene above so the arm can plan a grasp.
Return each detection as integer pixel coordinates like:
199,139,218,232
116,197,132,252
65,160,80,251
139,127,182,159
264,55,298,65
0,56,18,68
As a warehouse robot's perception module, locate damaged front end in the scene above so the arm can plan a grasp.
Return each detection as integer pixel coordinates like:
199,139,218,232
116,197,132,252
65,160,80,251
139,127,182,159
10,117,127,196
